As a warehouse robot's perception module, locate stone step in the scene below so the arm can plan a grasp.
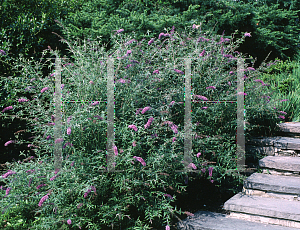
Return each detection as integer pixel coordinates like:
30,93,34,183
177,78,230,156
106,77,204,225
246,145,300,157
277,122,300,136
243,173,300,199
259,156,300,173
176,211,299,230
223,192,300,228
246,136,300,151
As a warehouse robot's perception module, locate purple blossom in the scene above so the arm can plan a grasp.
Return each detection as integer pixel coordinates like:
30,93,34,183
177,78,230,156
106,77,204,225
164,194,173,199
0,49,6,55
144,117,154,129
188,163,197,169
141,106,151,114
128,124,138,132
201,107,208,110
244,33,251,37
5,187,11,197
153,69,159,74
67,127,71,135
2,106,13,113
37,184,46,190
172,137,176,142
279,111,287,114
41,87,49,93
206,86,216,90
195,95,208,101
50,175,58,181
133,156,146,166
247,67,255,71
254,79,265,84
224,54,234,59
71,161,75,167
126,50,132,55
132,140,136,147
67,219,71,225
197,152,201,157
2,170,16,178
174,69,184,74
4,140,16,146
46,135,51,140
38,194,49,207
18,98,29,102
278,115,285,119
199,50,206,57
84,189,92,198
208,167,213,177
170,124,178,134
201,168,206,173
148,38,155,45
91,101,99,106
169,101,175,106
116,29,124,34
26,169,35,174
166,225,170,230
114,145,118,156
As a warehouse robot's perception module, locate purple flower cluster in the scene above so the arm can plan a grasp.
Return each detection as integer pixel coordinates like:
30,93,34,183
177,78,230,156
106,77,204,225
38,194,49,207
2,170,16,178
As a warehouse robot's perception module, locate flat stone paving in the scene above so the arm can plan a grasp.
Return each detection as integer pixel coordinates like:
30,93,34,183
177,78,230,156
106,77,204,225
176,211,299,229
223,192,300,222
277,122,300,134
244,173,300,194
246,137,300,150
259,156,300,172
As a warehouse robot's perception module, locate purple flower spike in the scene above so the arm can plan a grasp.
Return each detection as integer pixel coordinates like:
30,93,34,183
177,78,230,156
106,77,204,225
174,69,184,74
128,124,138,132
38,194,49,207
133,156,146,166
116,29,124,34
4,140,16,146
2,106,13,113
148,38,155,45
141,106,151,114
0,49,6,55
41,87,49,93
244,32,251,37
67,127,71,135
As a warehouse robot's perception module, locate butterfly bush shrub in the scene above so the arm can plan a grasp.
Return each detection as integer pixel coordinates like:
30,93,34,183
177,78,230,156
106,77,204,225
0,22,287,229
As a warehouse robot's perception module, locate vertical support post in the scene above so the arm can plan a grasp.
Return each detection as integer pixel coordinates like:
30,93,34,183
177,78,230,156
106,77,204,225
106,58,115,172
183,58,193,174
237,58,246,172
54,56,62,171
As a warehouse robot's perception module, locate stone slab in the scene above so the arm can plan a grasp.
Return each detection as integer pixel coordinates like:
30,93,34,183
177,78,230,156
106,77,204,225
242,188,300,201
246,137,300,150
277,122,300,134
176,211,299,230
259,156,300,172
223,192,300,222
244,173,300,195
